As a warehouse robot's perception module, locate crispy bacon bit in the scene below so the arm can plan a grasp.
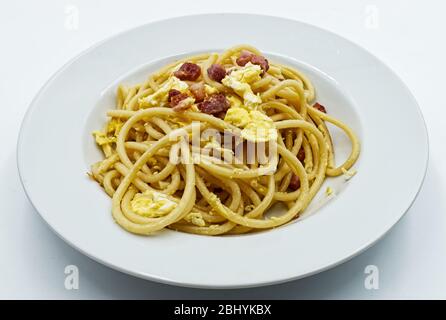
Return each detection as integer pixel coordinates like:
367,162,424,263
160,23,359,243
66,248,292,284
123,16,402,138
197,93,230,115
207,64,226,82
189,83,206,102
215,111,227,119
168,89,181,102
169,92,189,108
297,147,305,162
289,174,301,191
235,50,269,74
174,62,201,81
314,102,327,113
236,50,255,66
251,55,269,74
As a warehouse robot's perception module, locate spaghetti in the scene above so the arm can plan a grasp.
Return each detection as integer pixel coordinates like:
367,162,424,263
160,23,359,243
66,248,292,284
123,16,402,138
90,45,360,236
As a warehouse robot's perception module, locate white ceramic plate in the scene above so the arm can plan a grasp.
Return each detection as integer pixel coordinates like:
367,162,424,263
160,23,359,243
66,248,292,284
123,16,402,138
17,14,428,288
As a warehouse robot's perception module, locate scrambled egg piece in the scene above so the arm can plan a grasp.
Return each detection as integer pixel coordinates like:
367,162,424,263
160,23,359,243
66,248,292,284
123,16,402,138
139,76,188,108
226,94,242,108
224,108,277,142
222,62,262,108
130,190,177,217
242,111,278,142
184,212,206,227
92,131,116,145
106,118,123,136
92,118,123,146
224,107,250,127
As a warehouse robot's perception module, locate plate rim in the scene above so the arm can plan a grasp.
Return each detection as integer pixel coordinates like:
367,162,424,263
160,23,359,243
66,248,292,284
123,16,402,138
17,13,429,289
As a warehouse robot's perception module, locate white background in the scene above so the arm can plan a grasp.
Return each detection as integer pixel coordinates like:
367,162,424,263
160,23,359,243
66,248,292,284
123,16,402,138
1,0,445,299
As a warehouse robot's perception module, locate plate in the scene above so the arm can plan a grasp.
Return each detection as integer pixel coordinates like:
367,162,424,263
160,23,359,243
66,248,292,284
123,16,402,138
17,14,428,288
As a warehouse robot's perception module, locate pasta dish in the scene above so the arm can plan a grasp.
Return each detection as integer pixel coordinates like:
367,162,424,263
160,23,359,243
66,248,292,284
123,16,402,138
89,45,360,236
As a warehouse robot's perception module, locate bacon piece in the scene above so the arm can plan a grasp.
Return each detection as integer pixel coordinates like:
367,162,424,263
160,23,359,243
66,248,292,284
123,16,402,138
168,89,181,102
297,147,305,162
235,50,269,74
197,93,230,115
314,102,327,113
174,62,201,81
236,50,255,66
207,64,226,83
289,174,301,191
169,92,189,108
215,111,227,119
251,55,269,74
189,83,206,102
